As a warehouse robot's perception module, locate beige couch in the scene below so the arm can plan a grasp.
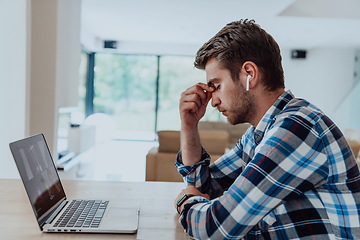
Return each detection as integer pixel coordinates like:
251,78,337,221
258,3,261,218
146,122,250,182
146,130,228,182
344,128,360,169
348,140,360,158
199,121,251,148
347,140,360,170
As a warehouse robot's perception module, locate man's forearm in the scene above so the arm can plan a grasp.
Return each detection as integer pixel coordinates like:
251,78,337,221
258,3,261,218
180,124,203,166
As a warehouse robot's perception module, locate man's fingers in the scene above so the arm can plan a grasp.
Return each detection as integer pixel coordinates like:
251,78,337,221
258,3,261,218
195,83,214,105
197,82,215,93
180,96,203,115
179,82,214,124
181,83,213,108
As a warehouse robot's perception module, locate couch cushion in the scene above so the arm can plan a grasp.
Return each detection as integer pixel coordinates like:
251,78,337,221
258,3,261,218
155,152,183,182
158,131,180,153
157,130,229,155
146,149,223,182
198,121,250,148
199,130,229,155
348,140,360,158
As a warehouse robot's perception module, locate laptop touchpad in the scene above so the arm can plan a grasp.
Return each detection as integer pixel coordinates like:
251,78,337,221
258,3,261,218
103,208,139,231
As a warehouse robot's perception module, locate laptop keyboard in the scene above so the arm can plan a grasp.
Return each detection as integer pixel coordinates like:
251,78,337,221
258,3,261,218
54,200,109,228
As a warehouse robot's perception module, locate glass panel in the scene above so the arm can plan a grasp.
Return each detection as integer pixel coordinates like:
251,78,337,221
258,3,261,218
93,54,158,140
157,56,224,131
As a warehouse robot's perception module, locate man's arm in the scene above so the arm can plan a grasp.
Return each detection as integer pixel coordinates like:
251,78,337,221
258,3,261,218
179,83,213,166
177,116,329,239
175,137,248,198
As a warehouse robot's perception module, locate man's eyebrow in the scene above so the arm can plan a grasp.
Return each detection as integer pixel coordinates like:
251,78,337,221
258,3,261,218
207,78,219,87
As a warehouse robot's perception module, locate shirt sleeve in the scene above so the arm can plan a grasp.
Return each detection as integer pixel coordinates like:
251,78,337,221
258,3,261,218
177,115,329,239
175,140,247,198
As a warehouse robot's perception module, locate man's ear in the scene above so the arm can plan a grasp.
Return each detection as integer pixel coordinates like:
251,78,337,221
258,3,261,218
239,61,259,90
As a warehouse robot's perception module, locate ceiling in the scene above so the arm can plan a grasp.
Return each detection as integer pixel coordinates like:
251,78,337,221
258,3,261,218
81,0,360,54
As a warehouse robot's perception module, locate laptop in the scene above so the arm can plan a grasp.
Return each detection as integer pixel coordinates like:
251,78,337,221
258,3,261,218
9,134,139,233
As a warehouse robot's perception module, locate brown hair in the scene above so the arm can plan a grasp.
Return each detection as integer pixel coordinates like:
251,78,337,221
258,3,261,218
194,19,284,91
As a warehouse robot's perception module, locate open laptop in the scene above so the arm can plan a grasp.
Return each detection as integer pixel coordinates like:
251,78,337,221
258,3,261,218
9,134,139,233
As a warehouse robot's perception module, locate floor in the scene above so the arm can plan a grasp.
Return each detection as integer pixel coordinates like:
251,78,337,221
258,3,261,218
58,140,158,182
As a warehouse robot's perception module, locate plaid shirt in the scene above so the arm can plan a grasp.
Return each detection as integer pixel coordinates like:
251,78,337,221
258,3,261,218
176,91,360,240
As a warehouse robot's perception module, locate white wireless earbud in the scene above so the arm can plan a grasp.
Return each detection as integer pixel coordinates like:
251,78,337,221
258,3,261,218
246,75,252,91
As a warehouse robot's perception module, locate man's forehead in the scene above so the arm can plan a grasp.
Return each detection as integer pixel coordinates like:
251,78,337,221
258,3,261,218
205,61,231,84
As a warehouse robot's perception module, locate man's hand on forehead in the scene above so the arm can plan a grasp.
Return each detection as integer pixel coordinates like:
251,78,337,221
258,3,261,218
196,82,214,93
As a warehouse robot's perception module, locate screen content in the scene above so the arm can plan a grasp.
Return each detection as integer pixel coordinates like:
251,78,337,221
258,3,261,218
11,135,65,220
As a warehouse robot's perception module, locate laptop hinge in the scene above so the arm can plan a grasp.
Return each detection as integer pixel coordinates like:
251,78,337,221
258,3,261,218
41,199,68,228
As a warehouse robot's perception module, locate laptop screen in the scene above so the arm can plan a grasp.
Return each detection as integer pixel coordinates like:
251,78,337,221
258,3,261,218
10,134,66,224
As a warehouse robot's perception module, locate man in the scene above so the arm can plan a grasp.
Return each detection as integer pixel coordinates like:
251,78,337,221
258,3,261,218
174,19,360,239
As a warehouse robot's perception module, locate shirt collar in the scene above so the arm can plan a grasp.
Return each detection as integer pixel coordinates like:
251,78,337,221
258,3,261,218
253,90,295,144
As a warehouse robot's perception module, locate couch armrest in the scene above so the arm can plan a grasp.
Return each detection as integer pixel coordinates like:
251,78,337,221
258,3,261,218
199,130,229,155
146,145,225,182
145,147,159,181
157,130,229,155
146,147,184,182
154,153,184,182
348,140,360,158
146,150,184,182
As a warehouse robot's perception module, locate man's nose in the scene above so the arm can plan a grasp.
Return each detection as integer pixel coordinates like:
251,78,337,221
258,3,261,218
211,94,220,108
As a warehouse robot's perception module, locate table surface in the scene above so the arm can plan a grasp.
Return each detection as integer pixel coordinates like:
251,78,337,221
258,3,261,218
0,179,190,240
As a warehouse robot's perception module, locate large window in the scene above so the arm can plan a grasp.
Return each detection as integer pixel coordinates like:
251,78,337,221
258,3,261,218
157,56,223,131
93,54,158,139
85,53,223,140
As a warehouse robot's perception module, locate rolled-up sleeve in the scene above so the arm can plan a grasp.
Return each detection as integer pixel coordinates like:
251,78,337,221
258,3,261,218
176,140,247,198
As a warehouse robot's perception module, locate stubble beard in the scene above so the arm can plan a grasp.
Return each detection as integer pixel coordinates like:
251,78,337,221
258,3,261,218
225,88,255,125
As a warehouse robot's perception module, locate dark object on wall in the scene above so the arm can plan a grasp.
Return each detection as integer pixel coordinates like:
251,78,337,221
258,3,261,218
104,40,118,49
291,50,307,59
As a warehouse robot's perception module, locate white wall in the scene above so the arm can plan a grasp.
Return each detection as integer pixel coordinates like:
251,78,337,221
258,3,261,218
28,0,58,160
0,0,28,178
0,0,81,179
56,0,81,108
28,0,81,159
282,47,357,131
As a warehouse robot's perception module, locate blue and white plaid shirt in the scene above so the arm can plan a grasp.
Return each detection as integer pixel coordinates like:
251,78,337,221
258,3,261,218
176,90,360,239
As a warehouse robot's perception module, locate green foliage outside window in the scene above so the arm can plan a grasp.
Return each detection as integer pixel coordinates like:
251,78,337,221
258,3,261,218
86,53,224,140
